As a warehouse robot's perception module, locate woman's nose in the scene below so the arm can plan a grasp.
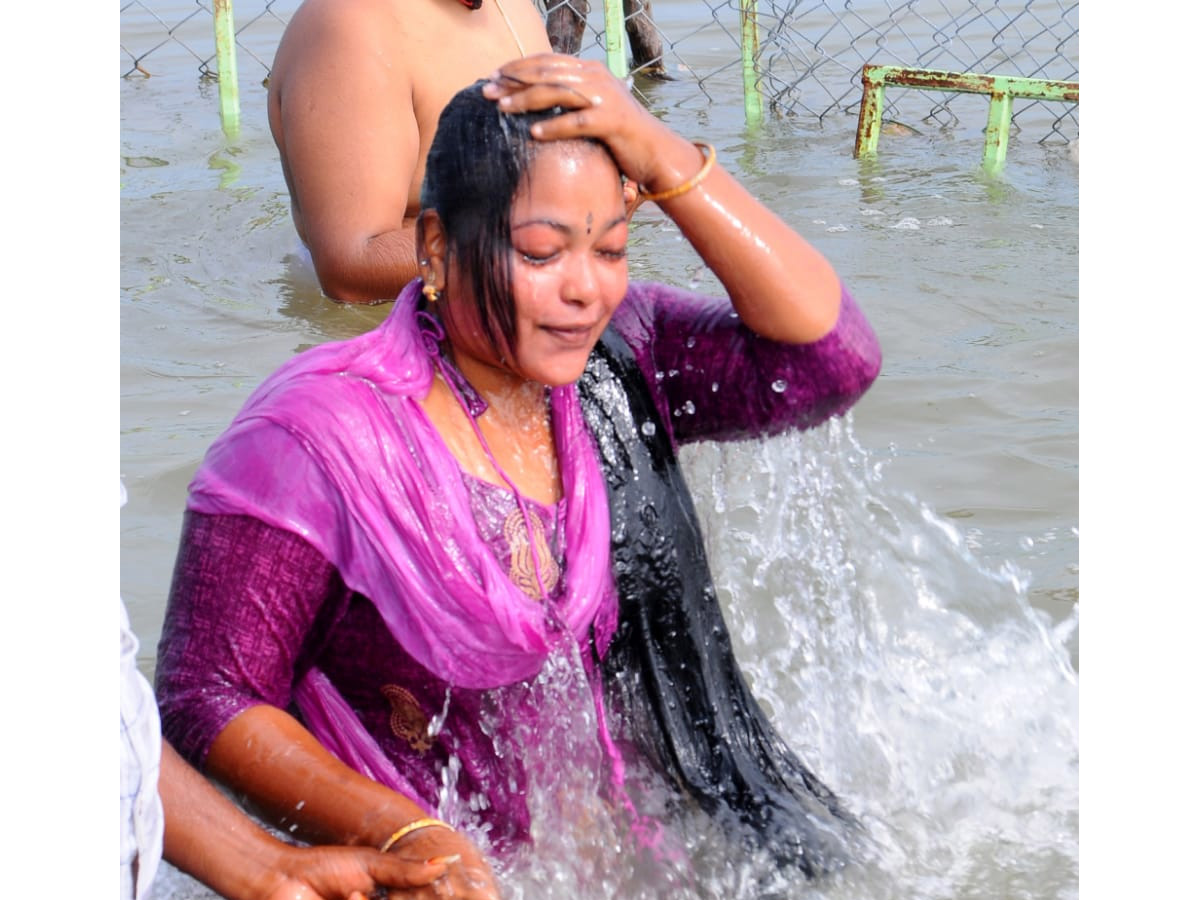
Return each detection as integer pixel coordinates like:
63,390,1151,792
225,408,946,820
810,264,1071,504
562,253,600,306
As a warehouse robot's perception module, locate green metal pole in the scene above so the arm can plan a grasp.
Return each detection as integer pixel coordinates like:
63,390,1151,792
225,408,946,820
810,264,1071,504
603,0,628,79
740,0,762,126
982,90,1014,172
853,66,886,158
213,0,240,138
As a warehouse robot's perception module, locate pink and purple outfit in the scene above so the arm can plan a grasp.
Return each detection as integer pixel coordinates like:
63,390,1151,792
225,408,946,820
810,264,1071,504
156,278,880,868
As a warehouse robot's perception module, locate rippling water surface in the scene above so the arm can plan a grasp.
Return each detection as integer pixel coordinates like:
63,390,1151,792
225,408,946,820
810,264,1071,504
121,2,1078,897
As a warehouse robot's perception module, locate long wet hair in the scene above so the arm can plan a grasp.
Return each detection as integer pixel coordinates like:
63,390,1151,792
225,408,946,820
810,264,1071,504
418,81,615,360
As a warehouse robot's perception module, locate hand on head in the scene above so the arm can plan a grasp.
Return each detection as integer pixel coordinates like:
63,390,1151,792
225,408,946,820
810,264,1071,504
481,53,679,192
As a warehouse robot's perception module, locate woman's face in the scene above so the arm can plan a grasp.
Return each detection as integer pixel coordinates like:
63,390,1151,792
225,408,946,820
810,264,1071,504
444,142,629,389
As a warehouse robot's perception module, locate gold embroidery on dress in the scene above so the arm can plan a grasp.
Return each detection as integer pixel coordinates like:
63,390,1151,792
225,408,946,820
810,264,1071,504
381,684,433,753
504,508,560,600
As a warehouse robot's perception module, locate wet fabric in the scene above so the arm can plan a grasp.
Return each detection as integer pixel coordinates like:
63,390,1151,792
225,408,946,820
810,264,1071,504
158,275,880,866
580,333,861,876
187,279,620,692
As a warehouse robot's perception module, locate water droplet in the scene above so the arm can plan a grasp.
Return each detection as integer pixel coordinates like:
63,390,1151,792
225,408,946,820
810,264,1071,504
640,421,656,437
771,380,787,393
711,382,720,392
685,335,697,348
654,370,665,382
682,401,696,415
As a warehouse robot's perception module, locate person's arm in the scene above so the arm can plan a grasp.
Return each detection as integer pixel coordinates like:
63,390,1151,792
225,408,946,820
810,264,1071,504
156,512,500,899
611,280,880,447
160,740,450,900
270,2,421,302
482,55,845,343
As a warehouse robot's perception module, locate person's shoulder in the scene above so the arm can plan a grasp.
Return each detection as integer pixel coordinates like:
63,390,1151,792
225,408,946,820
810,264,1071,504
282,0,415,45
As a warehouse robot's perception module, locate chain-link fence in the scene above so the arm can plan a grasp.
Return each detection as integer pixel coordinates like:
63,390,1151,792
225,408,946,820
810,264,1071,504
120,1,1078,142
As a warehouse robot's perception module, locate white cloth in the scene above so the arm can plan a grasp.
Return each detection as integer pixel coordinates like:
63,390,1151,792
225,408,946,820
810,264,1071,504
120,596,163,899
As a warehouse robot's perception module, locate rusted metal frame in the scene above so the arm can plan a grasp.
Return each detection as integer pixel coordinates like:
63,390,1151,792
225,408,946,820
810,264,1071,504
603,0,629,79
213,0,240,138
853,64,1080,171
741,0,762,127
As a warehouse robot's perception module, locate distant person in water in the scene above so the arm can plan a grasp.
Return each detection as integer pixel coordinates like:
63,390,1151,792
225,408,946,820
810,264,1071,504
158,55,881,897
267,0,552,303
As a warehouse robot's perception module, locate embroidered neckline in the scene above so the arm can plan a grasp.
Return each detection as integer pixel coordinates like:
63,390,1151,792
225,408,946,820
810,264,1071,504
416,306,557,603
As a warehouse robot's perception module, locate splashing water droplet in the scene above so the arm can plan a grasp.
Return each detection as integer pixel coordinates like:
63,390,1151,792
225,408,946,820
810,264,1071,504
771,380,787,393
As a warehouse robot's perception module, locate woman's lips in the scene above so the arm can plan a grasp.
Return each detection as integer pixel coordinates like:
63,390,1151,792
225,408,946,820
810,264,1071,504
541,323,596,347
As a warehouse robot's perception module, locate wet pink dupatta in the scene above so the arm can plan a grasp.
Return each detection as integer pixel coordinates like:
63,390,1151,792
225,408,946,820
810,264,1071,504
187,280,620,796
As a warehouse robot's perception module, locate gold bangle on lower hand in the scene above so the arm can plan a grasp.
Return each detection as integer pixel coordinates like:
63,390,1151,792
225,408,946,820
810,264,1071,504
378,817,455,854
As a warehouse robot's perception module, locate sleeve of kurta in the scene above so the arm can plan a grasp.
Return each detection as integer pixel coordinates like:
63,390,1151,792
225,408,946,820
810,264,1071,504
608,280,881,448
154,509,347,769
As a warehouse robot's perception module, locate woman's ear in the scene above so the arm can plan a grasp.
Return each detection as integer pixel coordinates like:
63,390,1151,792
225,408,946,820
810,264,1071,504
416,209,447,290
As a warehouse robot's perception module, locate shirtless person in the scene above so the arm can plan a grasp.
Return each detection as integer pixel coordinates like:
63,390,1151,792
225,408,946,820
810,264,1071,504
268,0,552,304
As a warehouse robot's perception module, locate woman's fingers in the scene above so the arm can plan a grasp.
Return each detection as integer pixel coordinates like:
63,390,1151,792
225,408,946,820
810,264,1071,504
368,852,450,888
484,55,625,115
482,51,685,192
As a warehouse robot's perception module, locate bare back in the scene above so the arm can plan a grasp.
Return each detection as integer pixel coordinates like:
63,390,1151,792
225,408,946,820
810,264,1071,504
267,0,551,301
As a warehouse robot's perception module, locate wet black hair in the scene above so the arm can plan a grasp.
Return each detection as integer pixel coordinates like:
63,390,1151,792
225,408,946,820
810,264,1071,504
418,80,616,359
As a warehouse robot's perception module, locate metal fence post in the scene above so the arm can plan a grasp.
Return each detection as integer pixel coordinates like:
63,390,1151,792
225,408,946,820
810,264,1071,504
740,0,762,126
602,0,628,78
213,0,240,138
982,90,1014,171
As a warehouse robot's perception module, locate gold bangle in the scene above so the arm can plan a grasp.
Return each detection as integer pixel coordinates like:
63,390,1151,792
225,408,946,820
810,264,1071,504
637,142,717,203
379,817,454,853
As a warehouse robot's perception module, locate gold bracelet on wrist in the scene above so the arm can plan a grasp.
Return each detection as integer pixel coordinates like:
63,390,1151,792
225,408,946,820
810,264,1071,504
637,142,717,203
379,817,454,853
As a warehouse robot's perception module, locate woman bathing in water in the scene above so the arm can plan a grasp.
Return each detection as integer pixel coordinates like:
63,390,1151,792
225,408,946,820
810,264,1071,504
156,54,881,898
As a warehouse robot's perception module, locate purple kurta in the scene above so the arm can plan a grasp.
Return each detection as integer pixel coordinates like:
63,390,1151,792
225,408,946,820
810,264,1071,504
156,279,880,851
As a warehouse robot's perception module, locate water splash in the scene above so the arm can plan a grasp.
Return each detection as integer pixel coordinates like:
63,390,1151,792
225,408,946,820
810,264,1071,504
153,416,1077,899
497,414,1077,898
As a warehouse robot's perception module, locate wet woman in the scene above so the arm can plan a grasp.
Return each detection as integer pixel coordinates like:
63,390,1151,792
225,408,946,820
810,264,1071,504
156,54,881,898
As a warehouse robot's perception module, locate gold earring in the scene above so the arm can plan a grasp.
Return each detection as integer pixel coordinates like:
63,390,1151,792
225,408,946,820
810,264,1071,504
422,283,440,304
